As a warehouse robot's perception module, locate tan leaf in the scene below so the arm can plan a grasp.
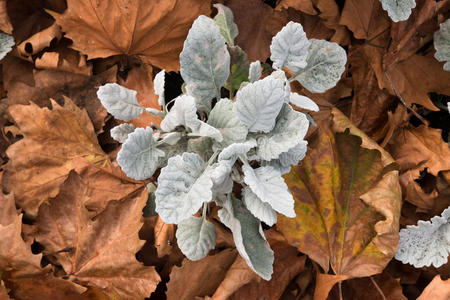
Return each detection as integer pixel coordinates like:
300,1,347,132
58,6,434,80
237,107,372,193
277,108,401,282
50,0,211,71
16,23,62,57
154,216,176,258
0,280,10,300
35,47,93,76
230,241,306,300
3,98,108,217
119,64,162,127
36,172,160,299
388,125,450,178
314,273,349,300
0,0,12,34
339,0,390,40
417,275,450,300
166,249,238,300
275,0,316,15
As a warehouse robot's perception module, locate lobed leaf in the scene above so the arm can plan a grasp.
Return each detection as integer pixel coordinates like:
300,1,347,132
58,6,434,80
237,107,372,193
0,32,14,60
180,15,230,103
248,60,262,83
154,70,166,107
218,195,274,280
293,39,347,93
176,216,217,261
155,152,213,224
270,21,310,72
379,0,416,22
117,127,164,180
110,123,135,143
434,19,450,72
97,83,143,121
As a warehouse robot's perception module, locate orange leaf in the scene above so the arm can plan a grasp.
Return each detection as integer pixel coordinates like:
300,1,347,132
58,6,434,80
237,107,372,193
418,275,450,300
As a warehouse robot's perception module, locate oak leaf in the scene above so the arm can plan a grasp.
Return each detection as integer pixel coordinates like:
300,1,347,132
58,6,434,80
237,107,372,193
51,0,211,71
417,275,450,300
36,172,160,299
277,109,401,295
3,98,108,217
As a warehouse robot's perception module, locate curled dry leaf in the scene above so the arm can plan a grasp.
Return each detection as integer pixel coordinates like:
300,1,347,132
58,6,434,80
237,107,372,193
36,172,160,299
0,0,12,34
3,98,108,217
277,108,401,297
51,0,211,71
16,23,62,57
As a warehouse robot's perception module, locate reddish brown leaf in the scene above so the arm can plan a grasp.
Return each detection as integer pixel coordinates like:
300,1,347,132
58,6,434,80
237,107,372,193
275,0,316,15
51,0,211,71
417,275,450,300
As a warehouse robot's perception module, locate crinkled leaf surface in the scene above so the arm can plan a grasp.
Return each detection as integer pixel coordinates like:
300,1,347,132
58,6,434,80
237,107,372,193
0,32,14,60
270,21,310,72
248,60,261,83
3,99,108,217
395,206,450,268
36,172,160,299
176,216,217,261
180,15,230,103
434,19,450,72
379,0,416,22
234,75,286,133
293,39,347,93
154,70,165,107
161,95,223,141
243,164,295,218
51,0,211,71
97,83,143,121
256,104,309,161
213,3,238,46
110,123,135,143
218,195,274,280
155,152,213,224
207,98,248,150
242,187,277,226
289,92,319,111
117,127,165,180
277,110,401,278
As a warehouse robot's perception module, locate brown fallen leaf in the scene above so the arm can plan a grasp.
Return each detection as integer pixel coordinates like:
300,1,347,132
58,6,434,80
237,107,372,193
315,273,349,300
417,275,450,300
119,63,162,127
0,0,12,34
0,280,9,300
275,0,316,15
230,241,306,300
3,98,108,217
166,249,238,300
277,108,401,298
51,0,211,72
388,125,450,178
16,23,61,57
35,46,93,76
36,171,160,299
154,216,176,258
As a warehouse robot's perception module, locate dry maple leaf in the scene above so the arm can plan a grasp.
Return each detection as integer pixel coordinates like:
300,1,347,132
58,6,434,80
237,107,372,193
3,98,108,217
277,108,401,298
417,275,450,300
51,0,211,71
36,172,160,299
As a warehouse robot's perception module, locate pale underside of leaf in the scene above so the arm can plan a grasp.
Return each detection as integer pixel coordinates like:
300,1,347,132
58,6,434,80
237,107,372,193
234,75,285,133
154,70,166,107
293,39,347,93
176,216,217,261
0,32,14,60
270,21,310,72
434,19,450,72
379,0,416,22
110,123,135,143
218,195,274,280
155,152,213,224
180,15,230,103
117,127,164,180
242,187,277,226
97,83,143,121
395,206,450,268
289,92,319,111
248,60,262,83
242,164,295,218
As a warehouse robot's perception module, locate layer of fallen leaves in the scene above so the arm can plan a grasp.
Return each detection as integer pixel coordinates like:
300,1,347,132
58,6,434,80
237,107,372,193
0,0,449,299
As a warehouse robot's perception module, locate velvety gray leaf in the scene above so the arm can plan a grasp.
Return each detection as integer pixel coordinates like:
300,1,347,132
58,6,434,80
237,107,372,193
248,61,261,83
176,216,217,261
0,33,14,60
270,21,310,72
207,98,248,150
218,195,274,280
434,19,450,72
256,104,309,161
154,70,165,107
293,39,347,93
117,127,165,180
242,187,277,226
97,83,144,121
161,132,183,146
180,15,230,103
155,153,213,224
110,123,135,143
243,164,295,218
289,92,319,111
379,0,416,22
213,3,238,46
234,75,286,133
